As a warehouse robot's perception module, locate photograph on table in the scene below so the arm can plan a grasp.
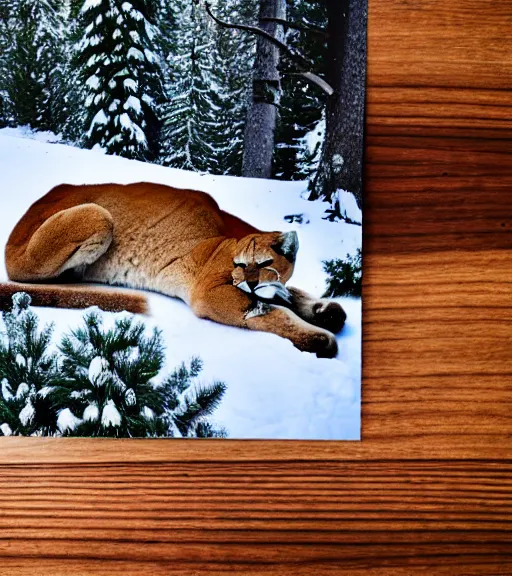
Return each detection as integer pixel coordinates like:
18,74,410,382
0,0,366,439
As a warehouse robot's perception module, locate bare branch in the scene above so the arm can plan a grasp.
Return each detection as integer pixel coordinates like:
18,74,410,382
260,17,328,38
204,2,334,96
204,2,311,69
283,72,334,96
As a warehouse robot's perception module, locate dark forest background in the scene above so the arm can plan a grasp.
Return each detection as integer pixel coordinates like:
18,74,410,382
0,0,366,207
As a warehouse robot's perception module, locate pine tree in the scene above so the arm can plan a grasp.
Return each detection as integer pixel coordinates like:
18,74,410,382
55,311,227,438
159,0,215,171
161,357,227,438
75,0,164,160
0,1,12,127
0,0,68,132
159,0,257,175
61,0,89,142
0,293,62,436
308,0,367,208
273,0,327,181
207,0,257,175
0,294,228,438
322,249,362,298
37,2,69,132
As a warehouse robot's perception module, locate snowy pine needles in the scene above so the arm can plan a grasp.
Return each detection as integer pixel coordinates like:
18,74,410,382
0,294,227,438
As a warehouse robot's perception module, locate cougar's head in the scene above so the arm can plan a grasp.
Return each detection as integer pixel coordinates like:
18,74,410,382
231,231,298,302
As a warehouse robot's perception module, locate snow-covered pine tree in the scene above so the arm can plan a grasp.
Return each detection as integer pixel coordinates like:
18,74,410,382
55,311,227,438
61,0,90,142
75,0,164,160
206,0,257,175
37,1,69,133
0,1,12,127
273,0,327,181
0,293,62,437
159,0,256,175
55,311,169,436
161,357,227,438
0,0,68,132
159,0,216,172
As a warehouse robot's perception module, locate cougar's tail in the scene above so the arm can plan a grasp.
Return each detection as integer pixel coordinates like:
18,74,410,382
0,282,148,314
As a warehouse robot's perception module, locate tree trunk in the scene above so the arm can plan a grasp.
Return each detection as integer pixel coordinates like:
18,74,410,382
309,0,367,208
242,0,286,179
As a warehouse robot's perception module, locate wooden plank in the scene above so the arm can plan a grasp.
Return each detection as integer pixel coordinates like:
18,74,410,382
0,462,510,573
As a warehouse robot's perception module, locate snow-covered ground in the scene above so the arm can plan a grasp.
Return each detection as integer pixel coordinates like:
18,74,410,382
0,127,362,439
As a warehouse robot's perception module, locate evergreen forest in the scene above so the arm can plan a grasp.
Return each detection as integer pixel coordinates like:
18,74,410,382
0,0,328,181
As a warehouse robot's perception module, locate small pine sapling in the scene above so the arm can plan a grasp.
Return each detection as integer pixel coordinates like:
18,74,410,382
56,312,227,438
56,311,171,437
322,249,362,298
161,357,227,438
0,296,228,438
0,293,62,436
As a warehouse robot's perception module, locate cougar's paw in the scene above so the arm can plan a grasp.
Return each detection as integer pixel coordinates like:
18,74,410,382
307,331,338,359
313,300,346,334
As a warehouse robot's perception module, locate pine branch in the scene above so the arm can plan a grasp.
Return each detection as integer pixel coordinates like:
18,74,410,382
173,381,226,437
280,71,334,96
203,1,334,96
260,17,328,38
194,421,227,438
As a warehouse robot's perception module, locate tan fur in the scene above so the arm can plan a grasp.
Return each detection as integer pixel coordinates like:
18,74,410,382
0,282,148,314
4,182,345,357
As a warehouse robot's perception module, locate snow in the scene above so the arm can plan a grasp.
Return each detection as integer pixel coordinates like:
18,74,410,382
82,0,103,13
125,388,136,406
144,49,157,64
337,190,363,225
57,408,81,433
119,113,147,145
302,114,325,168
0,423,12,436
38,386,56,399
86,75,100,90
0,127,362,439
88,109,108,134
101,399,122,427
15,353,26,367
127,47,144,61
15,382,29,399
141,406,154,420
88,356,109,386
88,34,101,47
0,126,61,144
83,403,99,422
1,379,13,401
19,401,35,426
86,54,99,68
123,96,141,114
123,78,137,92
128,31,140,43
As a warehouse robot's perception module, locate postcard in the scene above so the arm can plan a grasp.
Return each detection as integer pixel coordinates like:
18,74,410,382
0,0,365,439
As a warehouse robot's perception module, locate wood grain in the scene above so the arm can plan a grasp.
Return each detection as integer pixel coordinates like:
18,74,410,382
1,0,511,573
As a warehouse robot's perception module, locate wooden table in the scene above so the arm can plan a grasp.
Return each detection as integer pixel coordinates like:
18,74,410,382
1,0,511,573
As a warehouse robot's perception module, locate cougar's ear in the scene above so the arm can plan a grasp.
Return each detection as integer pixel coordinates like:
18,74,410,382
272,231,299,263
